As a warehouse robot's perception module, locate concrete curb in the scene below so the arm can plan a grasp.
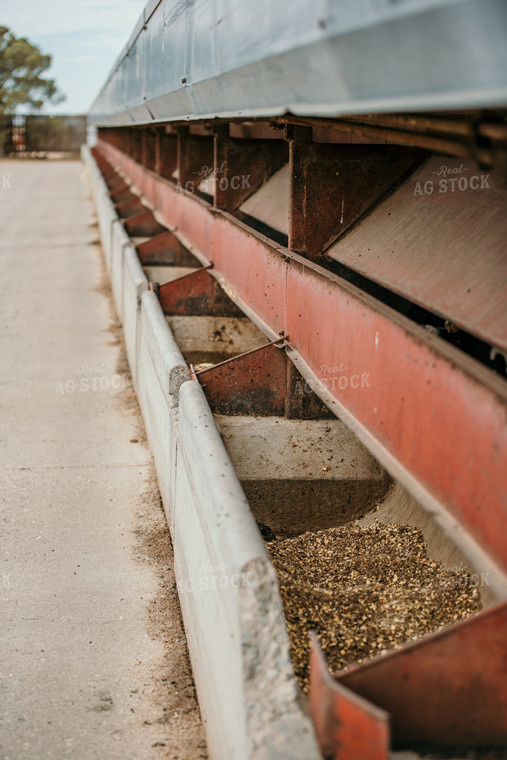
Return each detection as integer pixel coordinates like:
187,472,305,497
137,289,189,512
176,380,321,760
123,245,148,387
83,145,321,760
111,220,131,324
82,144,118,274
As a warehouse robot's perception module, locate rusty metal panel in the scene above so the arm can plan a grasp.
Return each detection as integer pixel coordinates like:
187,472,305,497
95,143,507,586
156,132,177,179
152,180,216,260
195,343,288,416
177,129,214,188
285,259,507,578
158,268,243,318
110,185,133,204
211,216,287,336
327,157,507,352
286,360,335,420
289,139,424,261
213,133,288,212
136,230,199,267
336,601,507,746
115,196,145,219
157,267,213,315
309,635,390,760
100,142,288,334
159,267,213,315
107,177,127,193
123,210,166,238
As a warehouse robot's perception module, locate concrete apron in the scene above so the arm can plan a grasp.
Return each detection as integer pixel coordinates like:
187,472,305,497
82,146,322,760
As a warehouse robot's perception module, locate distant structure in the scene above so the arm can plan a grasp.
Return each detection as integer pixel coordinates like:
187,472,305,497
2,114,87,155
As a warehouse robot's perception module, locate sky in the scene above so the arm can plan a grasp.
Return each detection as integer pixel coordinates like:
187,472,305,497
1,0,148,114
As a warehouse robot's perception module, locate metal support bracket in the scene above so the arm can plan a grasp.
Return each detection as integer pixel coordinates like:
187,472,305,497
288,127,425,261
191,336,289,416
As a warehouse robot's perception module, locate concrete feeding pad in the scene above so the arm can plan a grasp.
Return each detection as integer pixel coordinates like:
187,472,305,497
167,316,266,365
215,415,389,535
144,266,197,284
0,158,206,760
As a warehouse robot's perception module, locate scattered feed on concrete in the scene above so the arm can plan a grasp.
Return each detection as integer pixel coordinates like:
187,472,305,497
105,270,208,758
267,523,481,692
133,472,209,760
